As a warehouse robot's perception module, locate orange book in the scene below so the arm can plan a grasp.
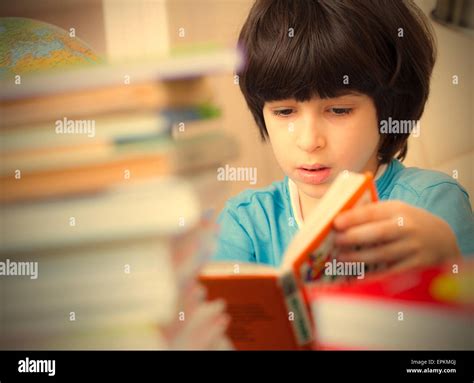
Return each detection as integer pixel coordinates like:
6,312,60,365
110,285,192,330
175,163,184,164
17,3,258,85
199,171,378,350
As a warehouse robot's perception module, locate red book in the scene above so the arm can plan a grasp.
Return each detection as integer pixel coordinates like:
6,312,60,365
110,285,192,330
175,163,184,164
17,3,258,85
307,260,474,350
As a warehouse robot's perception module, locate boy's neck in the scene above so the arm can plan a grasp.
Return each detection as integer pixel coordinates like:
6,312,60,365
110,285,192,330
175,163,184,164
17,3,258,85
298,161,382,221
299,193,320,222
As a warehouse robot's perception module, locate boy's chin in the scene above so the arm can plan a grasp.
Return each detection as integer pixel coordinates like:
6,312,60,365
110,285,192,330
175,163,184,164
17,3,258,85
297,181,330,199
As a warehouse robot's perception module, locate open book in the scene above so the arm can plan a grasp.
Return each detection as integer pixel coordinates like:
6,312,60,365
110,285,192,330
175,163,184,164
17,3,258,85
199,171,378,350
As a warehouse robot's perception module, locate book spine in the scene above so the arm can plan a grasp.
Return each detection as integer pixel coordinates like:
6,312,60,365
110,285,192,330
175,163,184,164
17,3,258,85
278,271,313,347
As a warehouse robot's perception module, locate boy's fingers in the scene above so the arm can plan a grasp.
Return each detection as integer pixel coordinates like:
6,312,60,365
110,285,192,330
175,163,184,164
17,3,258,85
334,219,402,246
188,315,230,350
336,240,411,265
334,201,403,230
386,256,424,274
175,313,230,350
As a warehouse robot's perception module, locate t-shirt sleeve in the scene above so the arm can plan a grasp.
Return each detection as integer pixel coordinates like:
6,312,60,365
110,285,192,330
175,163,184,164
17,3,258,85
212,203,256,263
416,182,474,256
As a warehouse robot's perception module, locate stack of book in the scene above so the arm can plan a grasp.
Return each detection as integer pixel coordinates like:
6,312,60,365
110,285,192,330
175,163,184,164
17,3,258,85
0,47,239,349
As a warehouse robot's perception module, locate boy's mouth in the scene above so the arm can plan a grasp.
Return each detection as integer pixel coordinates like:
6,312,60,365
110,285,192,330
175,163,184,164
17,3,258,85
296,164,332,184
299,164,328,171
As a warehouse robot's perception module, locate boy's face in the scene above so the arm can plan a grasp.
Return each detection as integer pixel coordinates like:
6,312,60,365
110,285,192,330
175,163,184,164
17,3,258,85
263,93,380,199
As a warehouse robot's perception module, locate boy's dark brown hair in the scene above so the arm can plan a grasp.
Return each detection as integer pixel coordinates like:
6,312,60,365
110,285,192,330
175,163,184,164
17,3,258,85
237,0,436,163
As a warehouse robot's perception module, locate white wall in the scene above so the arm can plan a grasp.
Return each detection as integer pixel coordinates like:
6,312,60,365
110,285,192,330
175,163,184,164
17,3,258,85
407,0,473,198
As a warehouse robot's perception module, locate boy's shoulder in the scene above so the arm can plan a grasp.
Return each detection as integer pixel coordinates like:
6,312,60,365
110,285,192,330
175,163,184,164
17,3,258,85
224,177,289,212
215,177,296,266
379,159,469,199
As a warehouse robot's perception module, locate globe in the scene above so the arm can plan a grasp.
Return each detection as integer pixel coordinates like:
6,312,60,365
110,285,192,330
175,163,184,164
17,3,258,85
0,17,102,78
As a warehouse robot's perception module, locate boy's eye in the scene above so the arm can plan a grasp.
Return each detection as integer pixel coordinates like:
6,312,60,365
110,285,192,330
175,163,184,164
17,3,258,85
272,108,294,117
329,107,352,115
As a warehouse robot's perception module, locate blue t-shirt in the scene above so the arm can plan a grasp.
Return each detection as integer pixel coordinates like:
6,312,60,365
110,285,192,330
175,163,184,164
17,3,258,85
213,159,474,266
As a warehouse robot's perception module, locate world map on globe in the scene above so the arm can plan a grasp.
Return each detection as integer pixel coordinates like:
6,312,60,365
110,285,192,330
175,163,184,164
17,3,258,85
0,17,101,78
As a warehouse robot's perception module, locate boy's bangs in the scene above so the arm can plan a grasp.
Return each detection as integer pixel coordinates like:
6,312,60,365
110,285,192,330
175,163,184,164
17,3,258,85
244,1,382,103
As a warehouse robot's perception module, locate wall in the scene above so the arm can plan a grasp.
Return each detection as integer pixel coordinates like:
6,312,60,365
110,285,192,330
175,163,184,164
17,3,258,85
2,0,472,204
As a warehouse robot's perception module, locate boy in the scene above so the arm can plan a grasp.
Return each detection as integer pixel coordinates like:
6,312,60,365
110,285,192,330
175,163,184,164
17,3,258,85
214,0,474,272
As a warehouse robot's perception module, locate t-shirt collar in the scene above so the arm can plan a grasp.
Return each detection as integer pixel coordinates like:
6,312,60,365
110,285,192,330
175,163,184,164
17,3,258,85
288,164,388,226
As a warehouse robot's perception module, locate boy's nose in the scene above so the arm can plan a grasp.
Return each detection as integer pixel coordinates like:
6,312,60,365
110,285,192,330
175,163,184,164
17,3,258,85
295,122,326,153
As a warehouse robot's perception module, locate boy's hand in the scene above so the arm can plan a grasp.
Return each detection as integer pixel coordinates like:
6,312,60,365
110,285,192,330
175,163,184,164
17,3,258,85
333,201,462,273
